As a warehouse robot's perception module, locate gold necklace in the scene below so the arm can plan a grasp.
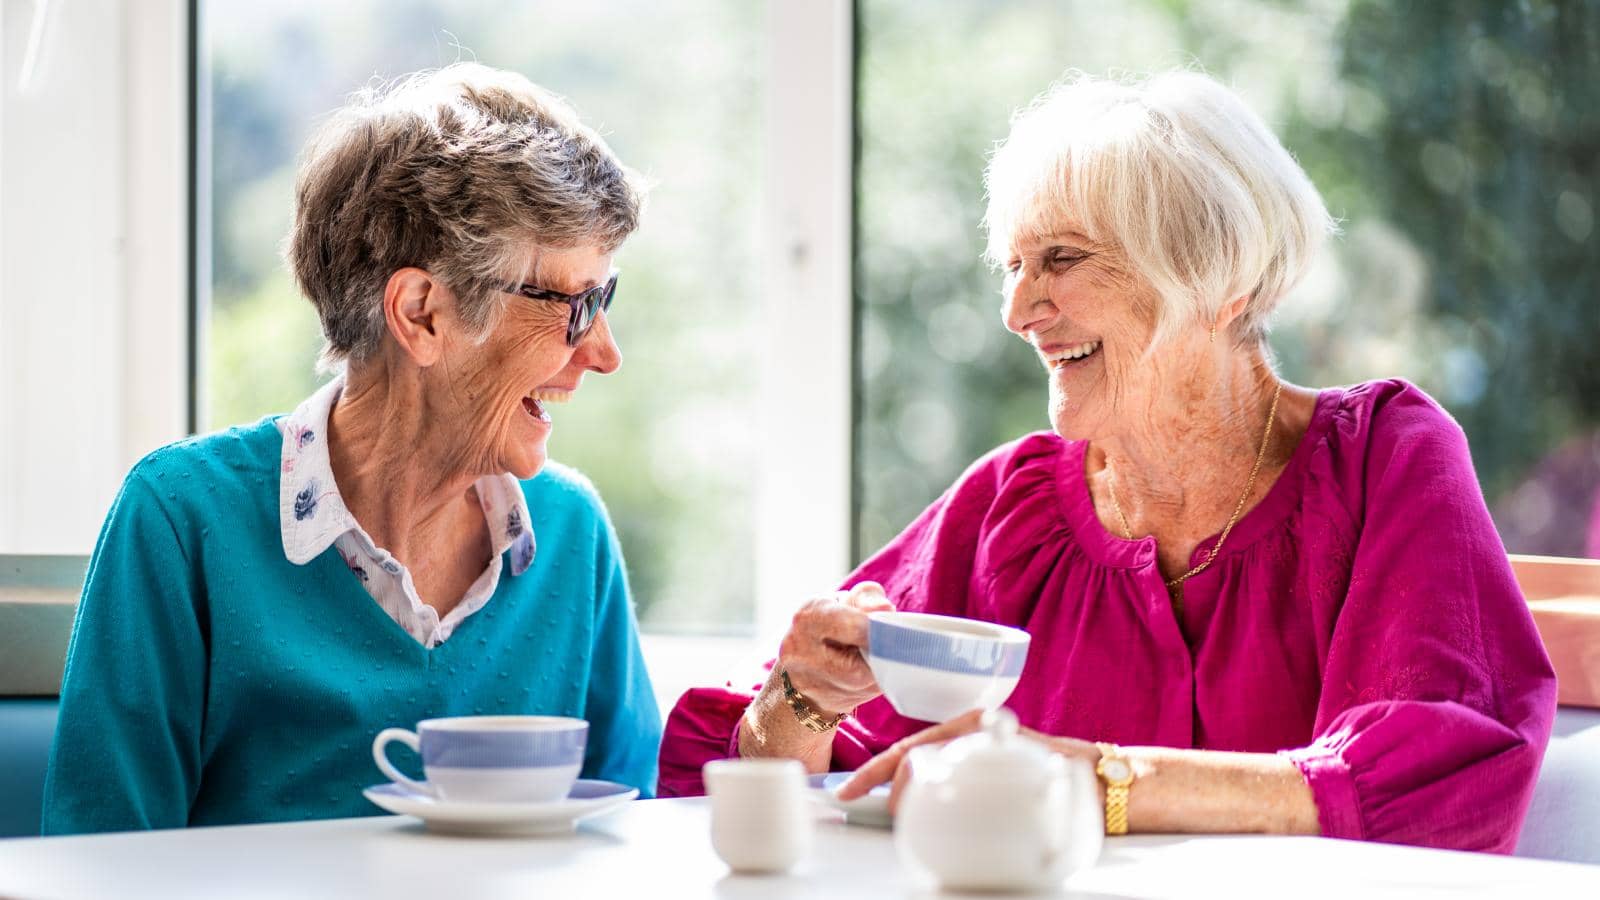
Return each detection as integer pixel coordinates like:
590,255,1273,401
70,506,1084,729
1105,380,1283,593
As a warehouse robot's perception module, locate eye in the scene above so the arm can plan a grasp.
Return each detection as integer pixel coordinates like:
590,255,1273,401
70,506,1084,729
1005,257,1024,276
1049,251,1086,269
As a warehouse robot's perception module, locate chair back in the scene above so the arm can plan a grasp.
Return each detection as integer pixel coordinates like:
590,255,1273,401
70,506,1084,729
0,699,59,837
1509,555,1600,863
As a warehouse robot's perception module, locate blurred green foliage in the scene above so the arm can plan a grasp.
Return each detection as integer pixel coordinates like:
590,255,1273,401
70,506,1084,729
206,0,765,630
855,0,1599,560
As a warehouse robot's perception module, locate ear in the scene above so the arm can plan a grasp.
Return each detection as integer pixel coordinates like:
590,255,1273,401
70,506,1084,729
1216,294,1252,331
382,267,449,367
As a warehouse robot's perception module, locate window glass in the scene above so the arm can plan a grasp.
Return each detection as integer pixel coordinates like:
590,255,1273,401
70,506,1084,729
855,0,1600,559
204,0,767,628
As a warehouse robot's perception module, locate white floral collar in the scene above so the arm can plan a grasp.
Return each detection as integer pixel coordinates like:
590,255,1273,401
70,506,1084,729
276,375,536,576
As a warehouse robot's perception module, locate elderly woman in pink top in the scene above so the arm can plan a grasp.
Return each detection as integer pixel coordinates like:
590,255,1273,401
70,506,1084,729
659,70,1556,852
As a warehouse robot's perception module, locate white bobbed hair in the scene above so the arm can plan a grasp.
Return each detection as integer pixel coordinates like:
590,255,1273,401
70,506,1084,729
984,69,1338,346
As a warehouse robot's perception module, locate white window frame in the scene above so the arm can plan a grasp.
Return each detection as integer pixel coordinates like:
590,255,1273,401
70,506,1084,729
123,0,192,457
0,0,189,553
751,0,856,649
644,0,857,708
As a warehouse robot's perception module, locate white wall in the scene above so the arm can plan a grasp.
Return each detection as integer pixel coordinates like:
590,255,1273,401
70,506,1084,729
0,0,189,552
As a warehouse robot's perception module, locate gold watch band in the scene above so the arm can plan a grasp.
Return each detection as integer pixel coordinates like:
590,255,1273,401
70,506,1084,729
780,669,847,733
1095,742,1134,836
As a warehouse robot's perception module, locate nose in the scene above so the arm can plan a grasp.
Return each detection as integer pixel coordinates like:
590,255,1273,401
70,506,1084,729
1002,273,1057,336
572,310,622,374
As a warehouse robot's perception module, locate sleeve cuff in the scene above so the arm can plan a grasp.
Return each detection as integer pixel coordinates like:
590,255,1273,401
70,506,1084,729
1282,744,1365,841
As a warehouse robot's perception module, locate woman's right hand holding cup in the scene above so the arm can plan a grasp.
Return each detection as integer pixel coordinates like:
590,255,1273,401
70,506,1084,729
739,581,894,768
777,581,894,718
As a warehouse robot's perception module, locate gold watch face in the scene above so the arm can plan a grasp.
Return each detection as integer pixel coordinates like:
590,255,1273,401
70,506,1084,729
1099,758,1132,782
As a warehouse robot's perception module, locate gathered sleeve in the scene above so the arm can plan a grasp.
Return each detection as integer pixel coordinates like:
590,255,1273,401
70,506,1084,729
1285,388,1557,852
657,441,1038,797
43,463,208,833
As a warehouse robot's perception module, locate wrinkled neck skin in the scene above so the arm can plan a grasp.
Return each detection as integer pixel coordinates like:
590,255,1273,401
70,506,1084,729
1084,338,1300,556
326,348,487,567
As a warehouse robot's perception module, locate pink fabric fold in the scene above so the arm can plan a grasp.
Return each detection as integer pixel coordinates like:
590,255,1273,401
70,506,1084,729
659,380,1557,852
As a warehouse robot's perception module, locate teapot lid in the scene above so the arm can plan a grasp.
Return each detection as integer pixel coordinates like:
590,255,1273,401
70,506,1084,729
928,708,1063,783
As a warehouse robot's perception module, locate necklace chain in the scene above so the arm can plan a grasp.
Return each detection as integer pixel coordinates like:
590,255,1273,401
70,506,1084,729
1105,380,1283,592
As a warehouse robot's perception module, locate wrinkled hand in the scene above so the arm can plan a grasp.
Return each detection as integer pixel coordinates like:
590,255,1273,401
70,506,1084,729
836,710,1102,812
775,581,894,718
834,709,986,806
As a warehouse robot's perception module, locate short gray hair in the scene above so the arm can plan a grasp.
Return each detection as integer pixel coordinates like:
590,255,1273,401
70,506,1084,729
984,70,1337,345
286,63,645,369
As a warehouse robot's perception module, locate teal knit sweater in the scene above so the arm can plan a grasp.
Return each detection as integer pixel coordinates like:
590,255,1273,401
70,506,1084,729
42,420,661,834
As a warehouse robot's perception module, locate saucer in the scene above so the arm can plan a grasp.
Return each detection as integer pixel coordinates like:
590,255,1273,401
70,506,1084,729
363,778,638,836
809,772,893,828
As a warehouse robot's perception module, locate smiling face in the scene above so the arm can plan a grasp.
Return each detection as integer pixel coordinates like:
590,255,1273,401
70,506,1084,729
437,243,621,480
1001,228,1175,441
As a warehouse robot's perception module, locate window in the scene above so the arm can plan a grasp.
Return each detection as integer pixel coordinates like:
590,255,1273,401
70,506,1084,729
200,0,779,631
854,0,1600,560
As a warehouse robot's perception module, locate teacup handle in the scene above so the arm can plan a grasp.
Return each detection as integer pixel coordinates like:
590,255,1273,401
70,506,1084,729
372,728,432,797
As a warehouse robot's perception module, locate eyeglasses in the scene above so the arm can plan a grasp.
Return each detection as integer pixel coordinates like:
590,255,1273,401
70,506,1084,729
501,270,619,346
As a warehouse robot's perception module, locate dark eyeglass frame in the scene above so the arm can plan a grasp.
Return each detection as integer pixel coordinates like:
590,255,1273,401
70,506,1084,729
501,270,619,346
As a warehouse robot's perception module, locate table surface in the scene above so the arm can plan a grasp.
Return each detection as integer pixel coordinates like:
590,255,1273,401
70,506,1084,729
1,798,1596,900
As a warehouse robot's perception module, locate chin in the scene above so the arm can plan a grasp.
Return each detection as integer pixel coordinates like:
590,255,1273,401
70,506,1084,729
1048,388,1090,441
1047,373,1118,441
1050,417,1097,442
507,454,547,481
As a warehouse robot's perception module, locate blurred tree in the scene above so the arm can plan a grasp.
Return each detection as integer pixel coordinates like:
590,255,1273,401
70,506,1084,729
1282,0,1599,553
855,0,1599,560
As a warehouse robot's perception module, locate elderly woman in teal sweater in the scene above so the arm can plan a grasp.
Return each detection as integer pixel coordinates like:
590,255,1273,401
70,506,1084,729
43,64,661,833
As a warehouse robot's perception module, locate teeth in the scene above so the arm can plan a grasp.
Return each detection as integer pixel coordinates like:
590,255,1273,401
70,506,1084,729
528,389,573,404
1045,341,1101,363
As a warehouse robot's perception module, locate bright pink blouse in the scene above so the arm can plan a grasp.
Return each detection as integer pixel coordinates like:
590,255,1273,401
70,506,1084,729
659,380,1557,853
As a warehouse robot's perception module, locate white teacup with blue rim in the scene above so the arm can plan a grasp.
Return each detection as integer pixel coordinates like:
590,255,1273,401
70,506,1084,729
372,715,588,804
864,612,1030,723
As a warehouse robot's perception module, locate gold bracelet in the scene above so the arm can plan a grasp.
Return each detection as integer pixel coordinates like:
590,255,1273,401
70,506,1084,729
1095,742,1134,836
780,669,847,733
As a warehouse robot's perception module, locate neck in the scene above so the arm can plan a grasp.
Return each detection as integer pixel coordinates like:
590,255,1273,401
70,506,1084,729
1089,346,1283,540
326,360,482,559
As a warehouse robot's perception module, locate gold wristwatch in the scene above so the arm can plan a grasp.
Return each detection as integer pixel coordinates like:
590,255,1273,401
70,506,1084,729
1095,742,1134,835
780,669,847,733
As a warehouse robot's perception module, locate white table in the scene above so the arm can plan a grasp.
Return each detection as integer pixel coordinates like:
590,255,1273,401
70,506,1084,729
0,799,1595,899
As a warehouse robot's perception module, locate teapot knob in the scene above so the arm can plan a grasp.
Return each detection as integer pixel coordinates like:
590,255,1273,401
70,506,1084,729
980,707,1019,740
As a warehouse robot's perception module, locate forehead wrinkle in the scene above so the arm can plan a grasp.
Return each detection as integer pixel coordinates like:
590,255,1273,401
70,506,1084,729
529,247,612,294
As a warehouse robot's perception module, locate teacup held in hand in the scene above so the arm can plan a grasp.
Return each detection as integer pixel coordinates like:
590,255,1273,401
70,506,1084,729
864,611,1030,722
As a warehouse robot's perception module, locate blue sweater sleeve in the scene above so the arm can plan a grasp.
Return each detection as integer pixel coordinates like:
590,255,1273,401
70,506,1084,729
579,503,663,797
42,463,207,833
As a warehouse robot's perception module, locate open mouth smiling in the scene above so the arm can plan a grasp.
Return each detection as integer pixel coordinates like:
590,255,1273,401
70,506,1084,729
520,388,573,423
1041,340,1102,369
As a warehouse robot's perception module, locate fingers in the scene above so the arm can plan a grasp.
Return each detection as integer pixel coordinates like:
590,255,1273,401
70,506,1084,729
774,584,896,716
887,749,915,813
845,580,895,613
834,709,985,801
778,598,879,714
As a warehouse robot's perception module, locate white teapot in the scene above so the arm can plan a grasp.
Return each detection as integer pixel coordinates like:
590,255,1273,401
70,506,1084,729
895,708,1103,893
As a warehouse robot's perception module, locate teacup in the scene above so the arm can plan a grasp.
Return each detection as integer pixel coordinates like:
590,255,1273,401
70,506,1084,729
865,612,1030,722
372,715,588,803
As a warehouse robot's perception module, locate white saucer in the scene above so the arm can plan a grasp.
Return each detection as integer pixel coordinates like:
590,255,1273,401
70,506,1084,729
363,779,638,836
809,772,893,828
